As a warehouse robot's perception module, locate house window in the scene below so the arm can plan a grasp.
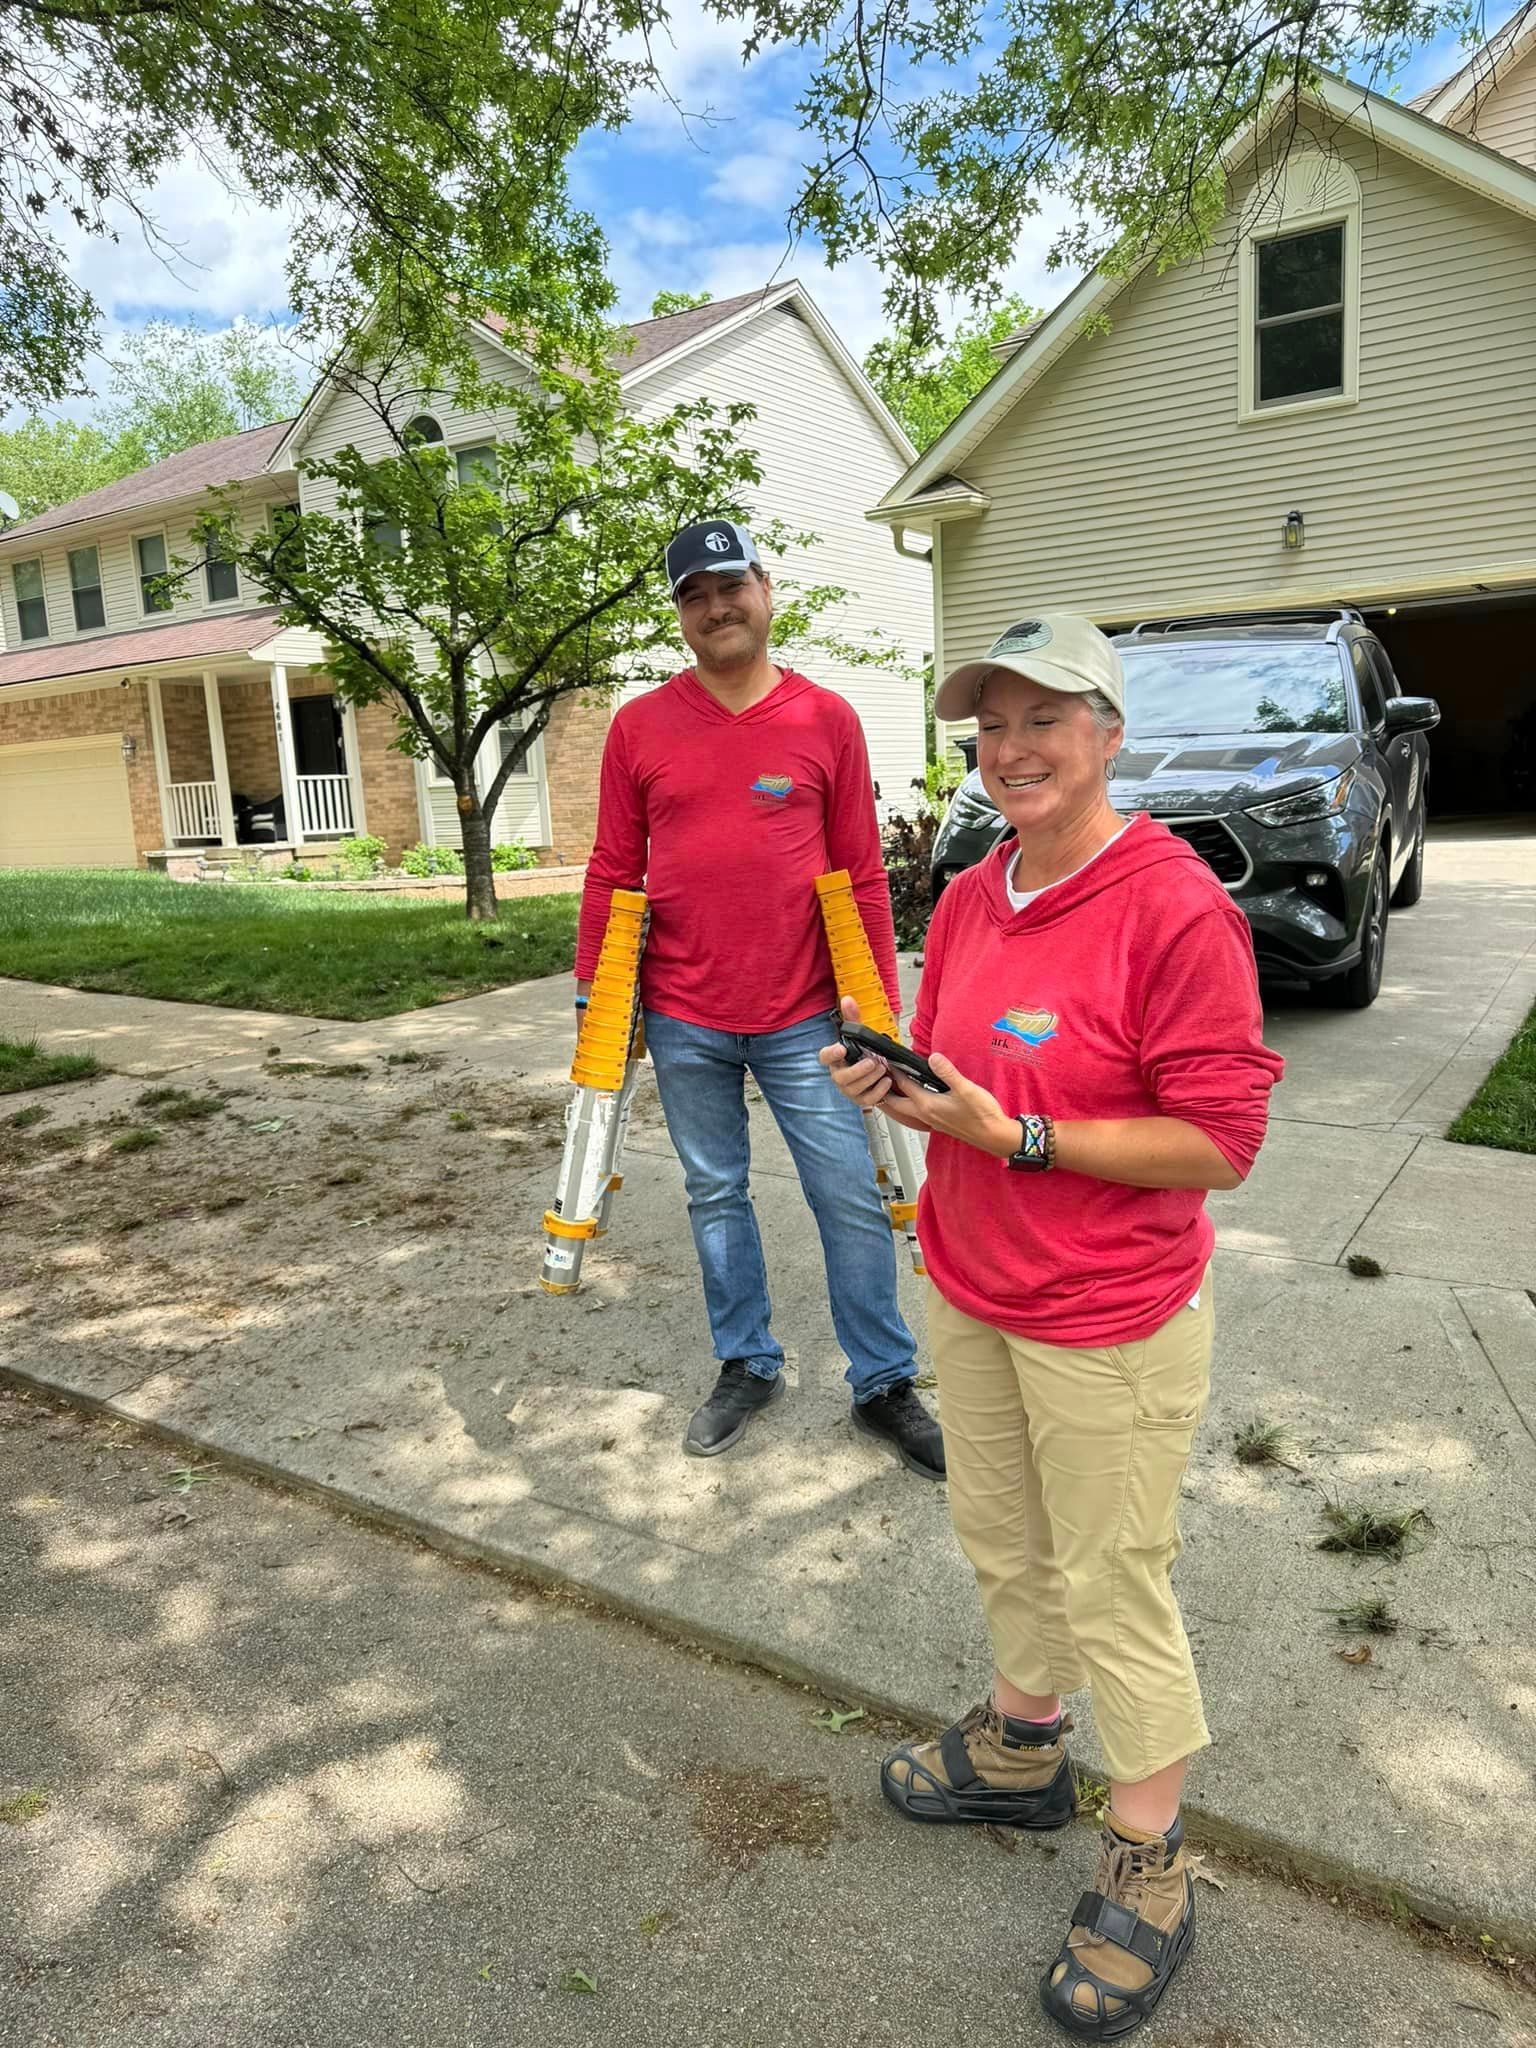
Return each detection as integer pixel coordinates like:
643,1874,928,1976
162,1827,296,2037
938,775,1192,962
1254,225,1346,406
497,714,533,776
404,413,444,446
455,444,496,487
67,546,106,630
13,558,48,641
367,514,404,557
205,534,239,603
136,531,172,614
270,502,305,574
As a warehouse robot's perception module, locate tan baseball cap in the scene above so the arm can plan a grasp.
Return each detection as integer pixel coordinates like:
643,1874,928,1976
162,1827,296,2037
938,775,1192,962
934,612,1125,721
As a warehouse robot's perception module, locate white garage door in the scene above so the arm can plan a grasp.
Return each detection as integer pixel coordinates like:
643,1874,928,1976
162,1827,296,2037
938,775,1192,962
0,734,137,868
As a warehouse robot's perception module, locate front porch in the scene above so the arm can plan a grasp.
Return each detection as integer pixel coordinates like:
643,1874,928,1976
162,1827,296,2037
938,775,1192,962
145,664,368,855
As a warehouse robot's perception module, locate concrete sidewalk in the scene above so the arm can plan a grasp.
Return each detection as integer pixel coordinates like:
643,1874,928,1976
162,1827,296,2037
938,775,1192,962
10,1387,1531,2048
1,822,1533,1949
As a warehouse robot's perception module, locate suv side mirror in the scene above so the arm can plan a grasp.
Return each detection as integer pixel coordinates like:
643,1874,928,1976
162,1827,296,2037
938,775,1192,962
1384,696,1440,735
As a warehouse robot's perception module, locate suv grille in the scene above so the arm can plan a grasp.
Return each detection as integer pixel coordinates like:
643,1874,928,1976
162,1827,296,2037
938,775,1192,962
1161,817,1249,887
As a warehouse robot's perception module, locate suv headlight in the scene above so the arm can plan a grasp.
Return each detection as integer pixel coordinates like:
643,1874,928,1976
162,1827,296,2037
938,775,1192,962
1245,768,1356,829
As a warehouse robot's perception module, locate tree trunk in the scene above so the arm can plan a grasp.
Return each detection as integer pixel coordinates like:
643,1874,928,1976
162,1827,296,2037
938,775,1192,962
457,789,499,922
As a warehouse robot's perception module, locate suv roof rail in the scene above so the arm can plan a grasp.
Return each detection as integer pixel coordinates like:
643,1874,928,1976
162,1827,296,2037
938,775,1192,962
1123,607,1366,637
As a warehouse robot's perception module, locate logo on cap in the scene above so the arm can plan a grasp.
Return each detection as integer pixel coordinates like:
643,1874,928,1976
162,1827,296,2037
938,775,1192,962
704,530,732,554
991,619,1053,658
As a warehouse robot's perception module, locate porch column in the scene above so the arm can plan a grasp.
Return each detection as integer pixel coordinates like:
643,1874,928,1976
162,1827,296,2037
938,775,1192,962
201,669,238,847
269,663,305,848
339,698,368,837
143,674,177,847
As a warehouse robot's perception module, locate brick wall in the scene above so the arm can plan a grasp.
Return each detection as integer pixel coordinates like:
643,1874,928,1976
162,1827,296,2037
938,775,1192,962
219,678,281,799
352,700,422,861
542,689,612,862
0,682,164,861
160,681,215,783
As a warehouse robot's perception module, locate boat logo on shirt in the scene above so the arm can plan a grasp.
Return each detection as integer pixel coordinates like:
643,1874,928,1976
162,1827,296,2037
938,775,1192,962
750,772,795,802
991,1004,1059,1052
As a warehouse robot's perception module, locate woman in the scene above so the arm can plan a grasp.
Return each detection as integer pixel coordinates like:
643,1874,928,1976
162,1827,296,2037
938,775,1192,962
823,613,1282,2041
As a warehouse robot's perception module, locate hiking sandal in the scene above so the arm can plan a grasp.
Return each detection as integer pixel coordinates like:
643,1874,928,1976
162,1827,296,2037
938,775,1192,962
881,1702,1077,1830
1039,1861,1196,2040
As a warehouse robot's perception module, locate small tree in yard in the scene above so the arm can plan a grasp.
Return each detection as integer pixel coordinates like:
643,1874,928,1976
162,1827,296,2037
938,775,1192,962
195,318,875,922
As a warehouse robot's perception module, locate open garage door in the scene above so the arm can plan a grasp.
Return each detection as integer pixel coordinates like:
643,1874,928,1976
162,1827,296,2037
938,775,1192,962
0,734,137,867
1367,594,1536,817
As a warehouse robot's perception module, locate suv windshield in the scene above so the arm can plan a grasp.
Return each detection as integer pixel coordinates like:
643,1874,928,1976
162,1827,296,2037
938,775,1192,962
1119,642,1350,736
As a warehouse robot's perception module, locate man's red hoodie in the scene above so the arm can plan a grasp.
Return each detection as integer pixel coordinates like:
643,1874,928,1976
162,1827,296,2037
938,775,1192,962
576,668,900,1033
911,816,1284,1347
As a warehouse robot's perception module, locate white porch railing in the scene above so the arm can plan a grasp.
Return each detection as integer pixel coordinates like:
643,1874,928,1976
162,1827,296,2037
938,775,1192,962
296,773,355,838
168,780,220,842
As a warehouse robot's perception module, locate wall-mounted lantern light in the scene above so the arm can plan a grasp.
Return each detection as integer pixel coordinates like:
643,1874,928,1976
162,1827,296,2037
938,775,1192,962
121,734,138,763
1282,510,1305,551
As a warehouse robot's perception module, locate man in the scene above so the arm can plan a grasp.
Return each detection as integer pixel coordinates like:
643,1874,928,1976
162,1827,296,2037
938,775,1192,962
574,518,943,1479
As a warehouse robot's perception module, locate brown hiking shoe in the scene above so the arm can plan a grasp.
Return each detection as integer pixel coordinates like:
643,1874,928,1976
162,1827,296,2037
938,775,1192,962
1040,1819,1196,2040
880,1701,1076,1830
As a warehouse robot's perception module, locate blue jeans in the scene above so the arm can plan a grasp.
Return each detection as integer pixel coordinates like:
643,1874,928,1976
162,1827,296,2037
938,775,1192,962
643,1008,918,1401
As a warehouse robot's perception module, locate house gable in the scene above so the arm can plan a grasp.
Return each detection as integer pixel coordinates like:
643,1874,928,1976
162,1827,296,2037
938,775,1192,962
876,72,1536,521
930,115,1536,648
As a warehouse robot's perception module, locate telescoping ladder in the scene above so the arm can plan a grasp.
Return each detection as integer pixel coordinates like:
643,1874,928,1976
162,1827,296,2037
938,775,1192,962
814,869,927,1278
540,888,649,1295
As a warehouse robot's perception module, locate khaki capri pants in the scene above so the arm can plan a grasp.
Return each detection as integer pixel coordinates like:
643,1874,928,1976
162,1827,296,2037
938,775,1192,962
928,1276,1214,1785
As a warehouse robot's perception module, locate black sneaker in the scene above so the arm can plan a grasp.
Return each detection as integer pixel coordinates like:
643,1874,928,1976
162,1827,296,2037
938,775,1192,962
684,1360,784,1457
852,1380,945,1479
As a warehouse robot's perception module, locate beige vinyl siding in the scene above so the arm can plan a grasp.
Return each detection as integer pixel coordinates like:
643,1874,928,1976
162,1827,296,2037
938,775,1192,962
1450,43,1536,168
938,125,1536,661
0,491,290,653
628,305,930,807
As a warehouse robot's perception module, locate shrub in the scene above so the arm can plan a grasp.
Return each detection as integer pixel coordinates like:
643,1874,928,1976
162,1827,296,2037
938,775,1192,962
400,842,465,877
882,778,947,949
490,842,540,872
337,831,391,880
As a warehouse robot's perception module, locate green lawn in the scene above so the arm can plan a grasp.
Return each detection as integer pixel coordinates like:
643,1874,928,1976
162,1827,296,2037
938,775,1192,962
0,869,579,1021
1448,996,1536,1156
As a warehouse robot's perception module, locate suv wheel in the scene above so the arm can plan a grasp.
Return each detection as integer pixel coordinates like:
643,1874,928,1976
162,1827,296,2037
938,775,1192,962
1330,849,1389,1009
1391,799,1426,908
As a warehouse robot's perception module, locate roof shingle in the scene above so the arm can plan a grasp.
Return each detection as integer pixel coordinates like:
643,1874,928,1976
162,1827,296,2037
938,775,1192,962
0,421,291,548
0,606,284,691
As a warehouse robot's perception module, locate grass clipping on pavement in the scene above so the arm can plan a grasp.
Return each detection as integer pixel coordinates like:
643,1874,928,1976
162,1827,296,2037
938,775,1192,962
0,869,579,1021
1448,995,1536,1156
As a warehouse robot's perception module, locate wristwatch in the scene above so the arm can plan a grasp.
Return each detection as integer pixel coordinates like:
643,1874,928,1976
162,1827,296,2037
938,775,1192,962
1006,1113,1055,1172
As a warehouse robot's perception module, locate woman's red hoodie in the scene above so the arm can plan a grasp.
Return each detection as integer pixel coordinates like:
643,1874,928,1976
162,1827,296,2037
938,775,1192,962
910,816,1284,1346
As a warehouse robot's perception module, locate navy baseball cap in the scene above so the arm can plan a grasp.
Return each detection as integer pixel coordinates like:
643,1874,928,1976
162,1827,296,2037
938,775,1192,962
666,519,763,596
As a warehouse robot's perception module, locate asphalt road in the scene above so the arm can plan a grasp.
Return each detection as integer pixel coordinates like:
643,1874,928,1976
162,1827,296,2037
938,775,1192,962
2,1384,1530,2048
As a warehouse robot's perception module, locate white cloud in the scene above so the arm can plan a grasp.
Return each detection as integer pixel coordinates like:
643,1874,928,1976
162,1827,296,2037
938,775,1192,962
704,117,810,213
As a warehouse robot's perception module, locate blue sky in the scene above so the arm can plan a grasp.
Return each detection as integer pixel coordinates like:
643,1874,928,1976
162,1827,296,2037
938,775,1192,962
35,10,1477,405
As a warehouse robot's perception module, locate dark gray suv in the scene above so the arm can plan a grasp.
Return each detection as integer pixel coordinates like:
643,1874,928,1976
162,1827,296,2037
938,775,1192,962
928,610,1440,1007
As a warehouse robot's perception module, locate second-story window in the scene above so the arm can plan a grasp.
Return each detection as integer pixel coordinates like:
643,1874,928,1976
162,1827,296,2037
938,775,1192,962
205,534,239,603
1254,225,1346,406
13,558,49,640
136,532,172,614
68,545,106,631
404,413,444,446
455,444,496,486
270,502,305,575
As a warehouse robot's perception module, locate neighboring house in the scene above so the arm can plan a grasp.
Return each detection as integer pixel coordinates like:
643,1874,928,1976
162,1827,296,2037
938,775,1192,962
0,283,928,870
869,13,1536,816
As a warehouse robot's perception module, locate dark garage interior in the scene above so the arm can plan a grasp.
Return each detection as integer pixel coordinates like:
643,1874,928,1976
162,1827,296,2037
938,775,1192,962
1367,592,1536,817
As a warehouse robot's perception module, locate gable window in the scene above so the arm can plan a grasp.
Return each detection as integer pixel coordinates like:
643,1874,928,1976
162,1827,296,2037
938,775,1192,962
404,413,444,446
13,558,48,640
1236,150,1360,424
66,546,106,631
205,533,239,603
136,531,172,614
1254,225,1345,405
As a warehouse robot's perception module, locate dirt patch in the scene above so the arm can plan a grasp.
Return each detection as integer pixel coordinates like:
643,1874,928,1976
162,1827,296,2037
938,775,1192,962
679,1765,842,1870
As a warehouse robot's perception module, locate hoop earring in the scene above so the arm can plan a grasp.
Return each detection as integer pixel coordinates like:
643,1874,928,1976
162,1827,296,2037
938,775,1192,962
1105,758,1118,781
